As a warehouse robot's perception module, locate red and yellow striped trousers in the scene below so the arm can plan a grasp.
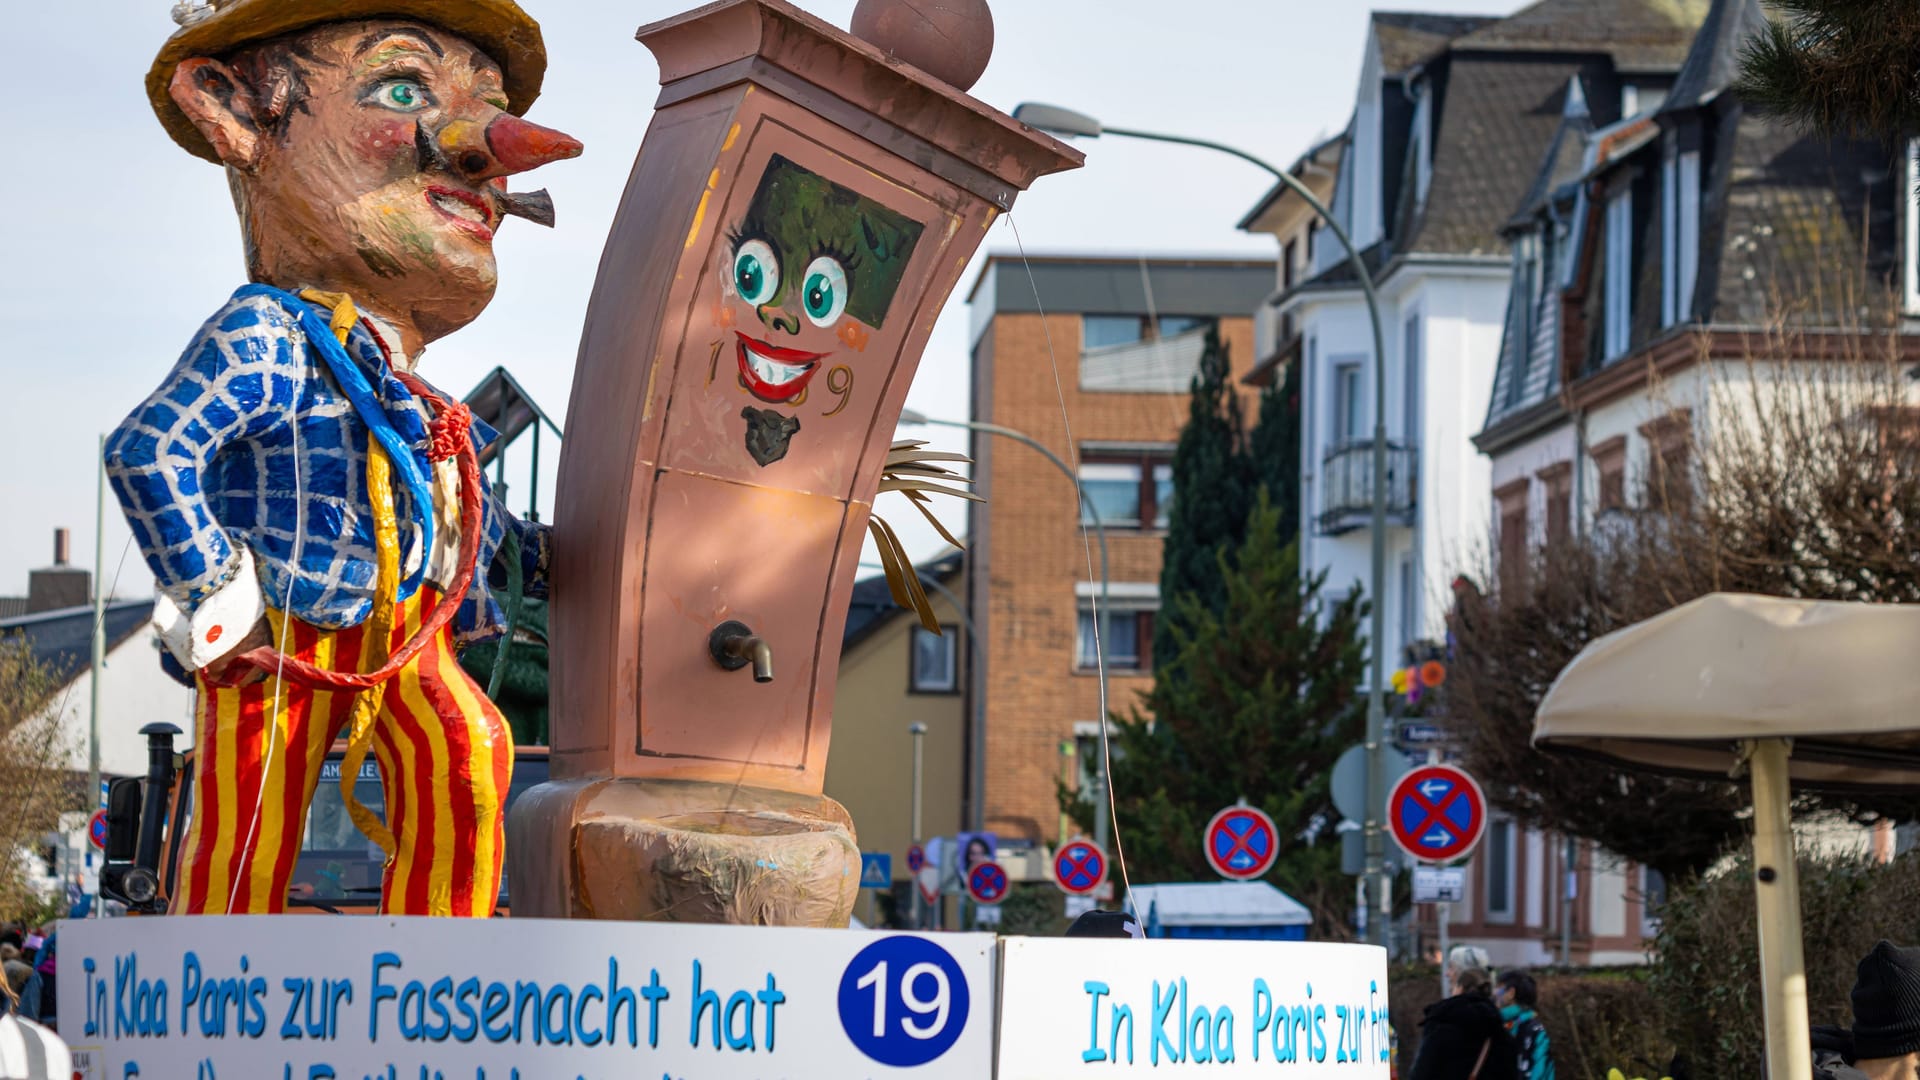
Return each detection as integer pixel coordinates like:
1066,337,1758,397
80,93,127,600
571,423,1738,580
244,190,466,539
171,587,513,917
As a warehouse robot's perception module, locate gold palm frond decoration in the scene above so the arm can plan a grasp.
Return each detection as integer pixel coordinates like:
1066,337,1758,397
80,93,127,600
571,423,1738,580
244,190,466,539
871,440,979,634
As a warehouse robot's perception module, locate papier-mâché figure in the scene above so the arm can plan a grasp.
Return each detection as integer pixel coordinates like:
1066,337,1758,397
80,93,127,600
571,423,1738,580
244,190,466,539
106,0,580,916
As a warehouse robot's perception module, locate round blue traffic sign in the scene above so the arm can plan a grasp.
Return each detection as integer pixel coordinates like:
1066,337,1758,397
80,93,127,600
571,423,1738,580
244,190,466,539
1204,804,1279,880
837,936,971,1067
1388,764,1487,863
1053,840,1108,896
965,860,1009,905
88,809,109,851
906,843,926,873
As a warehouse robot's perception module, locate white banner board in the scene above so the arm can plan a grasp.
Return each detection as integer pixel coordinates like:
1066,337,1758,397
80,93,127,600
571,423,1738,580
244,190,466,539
59,917,995,1078
996,938,1391,1078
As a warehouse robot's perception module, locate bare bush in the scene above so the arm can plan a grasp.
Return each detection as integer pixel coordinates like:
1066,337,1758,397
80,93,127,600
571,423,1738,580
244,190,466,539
1446,318,1920,879
0,634,78,924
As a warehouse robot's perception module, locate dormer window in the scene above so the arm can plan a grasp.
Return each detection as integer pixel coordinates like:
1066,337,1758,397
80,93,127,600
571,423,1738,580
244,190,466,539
1622,82,1667,118
1661,147,1701,328
1605,188,1634,359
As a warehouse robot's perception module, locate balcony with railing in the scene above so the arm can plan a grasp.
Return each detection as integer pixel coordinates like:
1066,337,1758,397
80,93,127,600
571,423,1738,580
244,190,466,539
1316,440,1418,535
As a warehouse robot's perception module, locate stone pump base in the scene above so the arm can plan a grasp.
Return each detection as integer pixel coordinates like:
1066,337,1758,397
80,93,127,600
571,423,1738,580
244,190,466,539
506,778,860,927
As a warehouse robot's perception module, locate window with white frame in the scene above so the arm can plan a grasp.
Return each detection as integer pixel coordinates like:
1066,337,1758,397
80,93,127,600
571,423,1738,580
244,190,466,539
1641,864,1669,935
1905,140,1920,314
1663,149,1700,328
1398,554,1418,656
1074,583,1159,673
1605,189,1634,360
1402,314,1422,445
1411,82,1433,206
909,625,958,693
1484,819,1518,923
1333,360,1364,444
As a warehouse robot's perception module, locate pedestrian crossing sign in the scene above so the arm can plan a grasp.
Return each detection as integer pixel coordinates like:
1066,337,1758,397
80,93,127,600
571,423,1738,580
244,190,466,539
859,852,892,889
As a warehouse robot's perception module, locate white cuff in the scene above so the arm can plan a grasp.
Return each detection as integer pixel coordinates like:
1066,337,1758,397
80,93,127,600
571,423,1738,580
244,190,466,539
152,547,267,671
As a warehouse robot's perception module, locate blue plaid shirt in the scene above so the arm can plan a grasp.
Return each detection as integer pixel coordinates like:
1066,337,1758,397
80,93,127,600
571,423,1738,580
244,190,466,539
106,287,550,649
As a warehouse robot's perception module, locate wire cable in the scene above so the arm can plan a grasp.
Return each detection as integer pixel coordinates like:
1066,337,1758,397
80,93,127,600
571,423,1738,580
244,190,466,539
1006,214,1135,917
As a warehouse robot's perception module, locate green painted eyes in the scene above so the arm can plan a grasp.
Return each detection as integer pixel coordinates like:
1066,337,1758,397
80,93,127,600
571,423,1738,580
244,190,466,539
375,80,431,112
734,240,780,307
802,257,849,328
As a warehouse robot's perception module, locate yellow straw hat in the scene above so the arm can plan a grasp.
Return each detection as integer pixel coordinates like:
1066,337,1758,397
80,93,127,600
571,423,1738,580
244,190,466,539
149,0,548,163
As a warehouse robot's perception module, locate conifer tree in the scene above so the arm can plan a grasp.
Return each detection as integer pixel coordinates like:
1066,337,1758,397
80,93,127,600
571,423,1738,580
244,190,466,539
1071,494,1367,937
1737,1,1920,145
1249,358,1303,545
1153,326,1254,667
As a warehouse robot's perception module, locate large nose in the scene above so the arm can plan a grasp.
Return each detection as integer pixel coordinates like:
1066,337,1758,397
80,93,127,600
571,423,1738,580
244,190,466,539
436,114,583,182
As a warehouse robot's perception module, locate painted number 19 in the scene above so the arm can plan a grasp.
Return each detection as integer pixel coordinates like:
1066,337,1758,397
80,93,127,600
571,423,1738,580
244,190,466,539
853,959,951,1039
837,937,971,1067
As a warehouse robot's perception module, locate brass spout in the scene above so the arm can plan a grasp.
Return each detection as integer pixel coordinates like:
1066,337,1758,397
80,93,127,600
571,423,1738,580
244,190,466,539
710,621,774,684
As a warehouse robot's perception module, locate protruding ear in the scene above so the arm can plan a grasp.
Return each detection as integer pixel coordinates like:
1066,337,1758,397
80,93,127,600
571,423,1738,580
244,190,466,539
169,57,264,169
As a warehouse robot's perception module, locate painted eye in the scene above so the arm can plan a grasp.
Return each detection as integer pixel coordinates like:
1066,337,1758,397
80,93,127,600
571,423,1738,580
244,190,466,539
801,256,849,328
374,80,431,112
733,240,781,307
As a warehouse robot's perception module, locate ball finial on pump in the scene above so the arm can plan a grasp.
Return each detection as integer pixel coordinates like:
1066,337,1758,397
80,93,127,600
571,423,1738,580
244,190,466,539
849,0,995,92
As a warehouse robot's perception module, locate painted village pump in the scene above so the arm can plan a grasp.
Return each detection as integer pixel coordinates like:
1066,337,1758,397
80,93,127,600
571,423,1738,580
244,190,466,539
509,0,1082,926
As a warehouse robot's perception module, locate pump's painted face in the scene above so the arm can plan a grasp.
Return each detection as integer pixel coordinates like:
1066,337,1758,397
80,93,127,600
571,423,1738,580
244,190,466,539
718,156,923,464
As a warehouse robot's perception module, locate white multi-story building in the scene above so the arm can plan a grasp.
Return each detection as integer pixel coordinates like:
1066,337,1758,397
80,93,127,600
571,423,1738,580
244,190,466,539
1252,1,1708,668
1246,0,1718,967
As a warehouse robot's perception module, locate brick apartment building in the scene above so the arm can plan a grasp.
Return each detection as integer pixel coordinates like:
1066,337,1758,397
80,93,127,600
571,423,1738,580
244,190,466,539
964,255,1274,852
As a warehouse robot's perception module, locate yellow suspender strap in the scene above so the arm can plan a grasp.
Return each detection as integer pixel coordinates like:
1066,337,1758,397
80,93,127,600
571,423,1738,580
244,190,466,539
301,288,400,862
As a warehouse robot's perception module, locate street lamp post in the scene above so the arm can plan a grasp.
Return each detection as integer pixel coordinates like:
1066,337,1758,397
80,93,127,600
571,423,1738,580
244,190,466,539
910,720,927,929
897,410,1113,852
1011,103,1396,949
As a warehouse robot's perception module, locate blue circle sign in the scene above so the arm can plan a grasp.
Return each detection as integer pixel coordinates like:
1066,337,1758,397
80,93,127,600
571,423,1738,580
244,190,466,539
906,843,926,873
1053,840,1108,896
88,809,109,851
1389,764,1487,863
965,861,1009,905
1204,804,1279,880
837,936,971,1067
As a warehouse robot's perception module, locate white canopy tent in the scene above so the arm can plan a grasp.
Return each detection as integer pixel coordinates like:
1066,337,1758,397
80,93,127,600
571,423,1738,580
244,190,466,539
1535,593,1920,1080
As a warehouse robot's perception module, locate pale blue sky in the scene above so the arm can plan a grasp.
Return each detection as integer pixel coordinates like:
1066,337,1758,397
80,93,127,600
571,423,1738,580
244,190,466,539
0,0,1523,598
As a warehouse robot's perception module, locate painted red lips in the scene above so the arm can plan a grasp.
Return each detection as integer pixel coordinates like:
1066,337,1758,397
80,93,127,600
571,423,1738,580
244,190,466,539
736,332,828,403
425,185,496,243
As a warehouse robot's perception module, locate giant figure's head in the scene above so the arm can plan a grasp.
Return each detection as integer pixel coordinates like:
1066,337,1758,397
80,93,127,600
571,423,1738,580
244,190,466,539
149,1,582,353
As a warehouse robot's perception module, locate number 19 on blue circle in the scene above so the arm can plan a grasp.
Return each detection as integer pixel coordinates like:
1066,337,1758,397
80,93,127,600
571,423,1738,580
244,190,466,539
836,937,970,1066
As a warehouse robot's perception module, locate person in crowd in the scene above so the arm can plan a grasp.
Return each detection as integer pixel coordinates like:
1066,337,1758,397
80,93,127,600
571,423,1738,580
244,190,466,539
1494,970,1554,1080
1410,946,1518,1080
1844,941,1920,1080
0,973,71,1080
0,948,33,1023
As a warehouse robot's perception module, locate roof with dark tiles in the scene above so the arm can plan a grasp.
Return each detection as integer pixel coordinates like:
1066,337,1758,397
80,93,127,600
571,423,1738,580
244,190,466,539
0,600,155,691
1405,56,1602,258
1661,0,1770,113
1452,0,1714,72
1373,11,1499,74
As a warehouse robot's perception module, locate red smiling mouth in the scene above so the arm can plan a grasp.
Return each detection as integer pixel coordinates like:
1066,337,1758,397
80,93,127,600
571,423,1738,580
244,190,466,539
736,332,827,403
426,185,496,242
